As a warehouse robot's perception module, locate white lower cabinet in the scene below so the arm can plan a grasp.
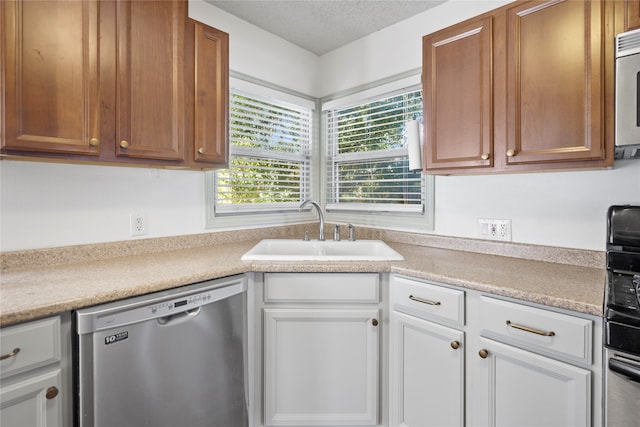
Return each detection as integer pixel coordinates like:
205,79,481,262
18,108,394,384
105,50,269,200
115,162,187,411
470,337,591,427
390,312,464,427
389,274,602,427
261,273,381,427
0,369,62,427
0,315,71,427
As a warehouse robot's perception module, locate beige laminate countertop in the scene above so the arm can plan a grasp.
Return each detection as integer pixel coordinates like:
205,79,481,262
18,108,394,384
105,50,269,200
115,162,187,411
0,240,606,326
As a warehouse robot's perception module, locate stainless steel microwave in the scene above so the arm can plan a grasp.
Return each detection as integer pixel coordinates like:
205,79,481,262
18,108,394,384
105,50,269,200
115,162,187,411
616,29,640,159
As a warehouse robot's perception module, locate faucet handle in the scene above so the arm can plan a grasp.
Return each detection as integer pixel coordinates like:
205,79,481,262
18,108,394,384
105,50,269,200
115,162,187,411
303,231,310,241
333,225,341,241
348,224,355,241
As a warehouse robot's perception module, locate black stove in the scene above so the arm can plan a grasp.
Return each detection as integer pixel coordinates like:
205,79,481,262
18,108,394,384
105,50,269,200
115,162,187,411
604,205,640,427
605,205,640,354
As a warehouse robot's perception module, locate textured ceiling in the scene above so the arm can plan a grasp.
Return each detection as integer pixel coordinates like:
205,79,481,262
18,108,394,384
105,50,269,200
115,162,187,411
205,0,446,55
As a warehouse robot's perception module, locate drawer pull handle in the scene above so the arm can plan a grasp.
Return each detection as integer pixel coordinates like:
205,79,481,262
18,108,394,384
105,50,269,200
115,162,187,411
0,347,20,361
506,320,555,337
371,318,379,327
450,340,460,350
409,295,441,306
479,349,489,359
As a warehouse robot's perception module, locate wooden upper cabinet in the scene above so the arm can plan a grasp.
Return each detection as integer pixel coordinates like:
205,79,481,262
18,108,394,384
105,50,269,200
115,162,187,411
504,0,606,166
115,0,186,162
423,16,494,171
1,0,100,155
422,0,614,175
187,20,229,167
2,0,229,169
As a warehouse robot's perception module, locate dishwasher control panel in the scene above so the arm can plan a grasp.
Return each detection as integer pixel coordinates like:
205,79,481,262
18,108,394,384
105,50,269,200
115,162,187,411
150,292,213,315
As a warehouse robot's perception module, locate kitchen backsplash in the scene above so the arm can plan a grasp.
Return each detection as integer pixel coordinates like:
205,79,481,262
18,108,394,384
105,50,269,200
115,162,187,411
0,225,603,273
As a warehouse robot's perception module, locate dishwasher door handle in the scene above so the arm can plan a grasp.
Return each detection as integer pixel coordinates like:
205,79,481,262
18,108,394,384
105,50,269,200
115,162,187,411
157,307,201,326
609,357,640,382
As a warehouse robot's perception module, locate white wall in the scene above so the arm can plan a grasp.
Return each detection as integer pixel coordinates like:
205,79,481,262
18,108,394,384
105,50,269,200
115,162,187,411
434,161,640,250
0,161,206,251
2,0,639,253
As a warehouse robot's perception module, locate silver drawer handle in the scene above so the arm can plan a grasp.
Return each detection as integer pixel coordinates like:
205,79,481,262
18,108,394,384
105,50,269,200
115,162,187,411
409,295,441,306
0,347,20,361
506,320,555,337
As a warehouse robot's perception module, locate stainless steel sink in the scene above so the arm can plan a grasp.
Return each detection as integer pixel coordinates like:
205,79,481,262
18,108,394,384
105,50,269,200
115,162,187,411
241,239,404,261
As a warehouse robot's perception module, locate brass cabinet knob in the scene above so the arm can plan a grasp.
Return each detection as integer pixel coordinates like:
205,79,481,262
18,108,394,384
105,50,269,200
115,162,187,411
45,386,59,400
506,149,516,157
120,140,130,149
371,319,379,327
450,340,460,350
478,349,489,359
89,138,99,147
480,153,489,160
198,147,205,154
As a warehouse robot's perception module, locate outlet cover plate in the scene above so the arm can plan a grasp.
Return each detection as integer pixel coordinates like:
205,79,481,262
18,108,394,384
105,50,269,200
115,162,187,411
130,212,147,236
478,218,512,242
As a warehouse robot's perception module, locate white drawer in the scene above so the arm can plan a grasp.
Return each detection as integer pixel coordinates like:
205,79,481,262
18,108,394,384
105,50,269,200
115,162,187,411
478,296,593,364
1,316,61,378
390,276,464,326
264,273,379,303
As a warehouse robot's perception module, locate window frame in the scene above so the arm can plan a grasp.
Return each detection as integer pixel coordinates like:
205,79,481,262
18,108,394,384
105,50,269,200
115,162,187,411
205,71,434,232
205,75,319,229
321,72,435,231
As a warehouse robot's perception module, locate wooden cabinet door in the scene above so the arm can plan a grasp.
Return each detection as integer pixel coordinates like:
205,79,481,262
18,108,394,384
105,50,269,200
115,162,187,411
115,0,185,161
389,311,464,427
624,0,640,31
263,308,379,426
423,16,494,171
1,0,100,155
470,337,591,427
505,0,606,165
190,21,229,167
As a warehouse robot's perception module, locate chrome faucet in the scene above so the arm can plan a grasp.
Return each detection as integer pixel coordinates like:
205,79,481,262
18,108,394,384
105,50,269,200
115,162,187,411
299,200,325,241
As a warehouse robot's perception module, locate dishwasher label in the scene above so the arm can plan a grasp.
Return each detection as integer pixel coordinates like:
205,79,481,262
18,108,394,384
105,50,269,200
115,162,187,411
104,331,128,345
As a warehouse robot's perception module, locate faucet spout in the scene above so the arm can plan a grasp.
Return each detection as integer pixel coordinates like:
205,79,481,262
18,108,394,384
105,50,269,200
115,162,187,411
299,200,325,241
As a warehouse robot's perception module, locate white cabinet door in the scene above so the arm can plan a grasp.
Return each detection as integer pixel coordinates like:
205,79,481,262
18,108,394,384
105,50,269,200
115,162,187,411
263,308,379,426
389,311,464,427
470,337,591,427
0,369,62,427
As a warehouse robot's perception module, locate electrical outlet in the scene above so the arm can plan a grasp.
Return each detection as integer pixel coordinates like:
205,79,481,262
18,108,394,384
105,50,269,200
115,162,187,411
478,218,512,242
130,213,147,236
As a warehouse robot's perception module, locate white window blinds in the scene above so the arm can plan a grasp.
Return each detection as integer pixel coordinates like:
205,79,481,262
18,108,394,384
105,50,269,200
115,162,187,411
326,86,424,213
214,89,313,214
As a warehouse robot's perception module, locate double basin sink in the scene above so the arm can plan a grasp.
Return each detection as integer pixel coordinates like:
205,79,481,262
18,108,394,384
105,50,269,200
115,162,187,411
241,239,404,261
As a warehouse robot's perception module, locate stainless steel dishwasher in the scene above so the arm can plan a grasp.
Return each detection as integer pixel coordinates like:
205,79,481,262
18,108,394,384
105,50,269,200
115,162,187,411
75,275,248,427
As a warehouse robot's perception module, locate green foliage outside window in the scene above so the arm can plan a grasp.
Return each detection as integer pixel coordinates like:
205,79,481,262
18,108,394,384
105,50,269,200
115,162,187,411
328,90,423,207
216,93,312,209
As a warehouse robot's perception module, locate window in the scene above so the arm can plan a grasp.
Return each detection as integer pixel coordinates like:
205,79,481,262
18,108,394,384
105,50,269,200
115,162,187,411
323,81,434,230
206,73,434,231
205,77,316,228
